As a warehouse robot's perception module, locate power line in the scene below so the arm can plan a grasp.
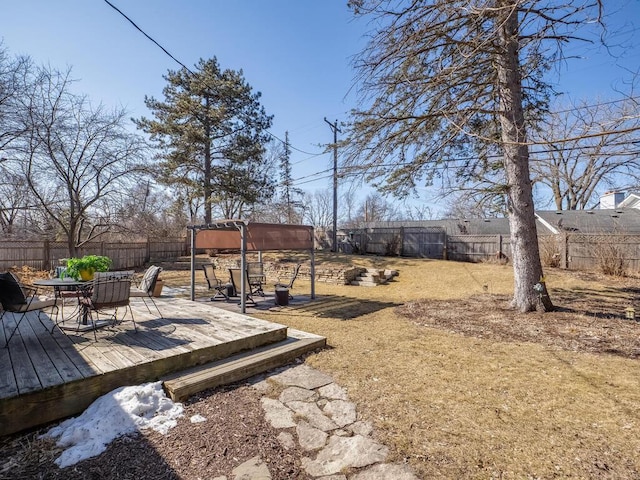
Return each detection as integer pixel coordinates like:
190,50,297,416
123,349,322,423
103,0,325,157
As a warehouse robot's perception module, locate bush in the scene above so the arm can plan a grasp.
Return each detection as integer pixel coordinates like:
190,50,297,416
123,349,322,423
591,240,628,277
539,235,561,268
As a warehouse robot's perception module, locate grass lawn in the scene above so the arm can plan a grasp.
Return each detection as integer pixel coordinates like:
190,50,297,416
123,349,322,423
181,253,640,479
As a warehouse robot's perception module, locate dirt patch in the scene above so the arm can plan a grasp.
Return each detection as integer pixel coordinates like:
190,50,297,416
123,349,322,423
398,294,640,358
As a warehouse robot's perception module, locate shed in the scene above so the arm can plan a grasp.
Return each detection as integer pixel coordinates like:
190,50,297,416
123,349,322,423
187,221,315,312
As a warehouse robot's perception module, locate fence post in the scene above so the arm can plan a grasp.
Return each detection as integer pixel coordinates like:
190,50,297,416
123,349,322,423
561,232,569,269
146,237,151,263
400,226,405,256
443,233,448,260
43,239,50,271
498,234,503,258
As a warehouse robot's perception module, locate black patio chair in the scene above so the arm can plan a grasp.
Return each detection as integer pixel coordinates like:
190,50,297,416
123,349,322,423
247,261,265,297
274,263,301,300
0,272,59,347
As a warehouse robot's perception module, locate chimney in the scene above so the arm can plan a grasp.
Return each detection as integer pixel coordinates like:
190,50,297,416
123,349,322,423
600,191,626,209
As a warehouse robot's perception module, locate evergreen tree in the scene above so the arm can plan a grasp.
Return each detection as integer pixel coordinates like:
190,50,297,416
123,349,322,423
135,58,274,223
279,132,303,223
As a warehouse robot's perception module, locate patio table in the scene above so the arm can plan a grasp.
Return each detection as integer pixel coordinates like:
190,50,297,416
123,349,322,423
33,278,93,328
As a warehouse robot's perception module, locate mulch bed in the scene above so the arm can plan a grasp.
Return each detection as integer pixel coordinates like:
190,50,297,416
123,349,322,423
0,384,313,480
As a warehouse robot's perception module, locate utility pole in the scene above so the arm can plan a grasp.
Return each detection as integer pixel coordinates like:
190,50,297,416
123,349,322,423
324,117,340,252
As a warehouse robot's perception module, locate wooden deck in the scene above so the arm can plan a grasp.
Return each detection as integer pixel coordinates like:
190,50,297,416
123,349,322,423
0,297,324,436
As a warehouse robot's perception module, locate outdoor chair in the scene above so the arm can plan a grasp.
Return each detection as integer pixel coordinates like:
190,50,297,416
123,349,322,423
130,265,164,317
79,271,136,340
203,264,230,301
247,261,265,296
0,272,59,347
52,266,83,321
274,263,301,300
229,268,256,306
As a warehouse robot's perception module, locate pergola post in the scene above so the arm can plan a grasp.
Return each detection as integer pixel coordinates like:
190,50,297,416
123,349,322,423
310,247,315,299
189,227,196,301
239,223,247,313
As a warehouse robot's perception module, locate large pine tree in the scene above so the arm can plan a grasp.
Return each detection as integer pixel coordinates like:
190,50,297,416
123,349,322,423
346,0,604,312
135,58,273,223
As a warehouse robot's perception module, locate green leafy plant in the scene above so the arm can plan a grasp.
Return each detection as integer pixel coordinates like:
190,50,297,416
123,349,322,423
64,255,112,280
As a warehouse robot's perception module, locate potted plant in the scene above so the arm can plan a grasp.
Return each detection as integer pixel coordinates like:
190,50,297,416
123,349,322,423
64,255,112,281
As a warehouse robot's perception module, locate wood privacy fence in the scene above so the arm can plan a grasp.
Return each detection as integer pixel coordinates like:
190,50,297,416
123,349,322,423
342,227,640,273
0,239,188,271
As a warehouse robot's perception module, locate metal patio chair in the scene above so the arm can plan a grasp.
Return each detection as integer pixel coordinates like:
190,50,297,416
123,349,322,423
247,261,265,297
229,268,256,306
79,271,136,340
0,272,59,347
130,265,164,317
203,264,230,301
274,263,301,299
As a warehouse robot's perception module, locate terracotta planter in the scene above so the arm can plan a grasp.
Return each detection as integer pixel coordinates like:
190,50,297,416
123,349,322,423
152,279,164,297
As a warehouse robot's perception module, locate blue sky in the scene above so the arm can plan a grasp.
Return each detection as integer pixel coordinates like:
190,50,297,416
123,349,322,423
1,0,639,216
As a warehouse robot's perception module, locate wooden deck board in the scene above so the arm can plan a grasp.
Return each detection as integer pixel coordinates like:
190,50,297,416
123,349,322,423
0,297,298,436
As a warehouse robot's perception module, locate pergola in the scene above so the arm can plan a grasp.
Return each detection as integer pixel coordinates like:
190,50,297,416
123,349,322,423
187,220,315,312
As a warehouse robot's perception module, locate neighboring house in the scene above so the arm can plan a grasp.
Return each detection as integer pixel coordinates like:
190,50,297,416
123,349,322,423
534,208,640,235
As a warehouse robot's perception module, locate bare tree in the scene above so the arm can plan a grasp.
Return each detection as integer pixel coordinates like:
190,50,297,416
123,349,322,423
531,95,640,209
344,1,608,311
302,189,333,229
14,66,147,256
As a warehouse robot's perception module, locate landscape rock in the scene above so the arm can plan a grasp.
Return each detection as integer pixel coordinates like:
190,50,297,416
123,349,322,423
277,431,295,450
323,400,357,427
301,435,389,477
349,421,374,437
318,383,349,400
260,398,296,429
296,420,329,451
270,364,334,390
351,463,420,480
231,455,271,480
286,400,338,432
279,386,317,403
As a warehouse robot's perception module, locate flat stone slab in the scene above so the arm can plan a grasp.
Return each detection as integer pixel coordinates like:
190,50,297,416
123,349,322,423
351,463,420,480
270,364,334,390
318,383,349,401
286,401,338,432
279,386,317,403
301,435,389,477
297,420,329,451
232,456,271,479
260,398,296,429
323,400,357,428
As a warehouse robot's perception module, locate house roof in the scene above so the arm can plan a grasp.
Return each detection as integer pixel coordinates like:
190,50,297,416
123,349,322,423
534,208,640,234
361,208,640,236
617,192,640,209
360,218,512,235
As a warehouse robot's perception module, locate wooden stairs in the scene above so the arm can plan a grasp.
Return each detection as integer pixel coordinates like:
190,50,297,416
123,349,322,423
162,329,326,402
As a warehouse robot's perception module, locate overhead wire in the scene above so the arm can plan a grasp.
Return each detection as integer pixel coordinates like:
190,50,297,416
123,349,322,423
102,0,325,158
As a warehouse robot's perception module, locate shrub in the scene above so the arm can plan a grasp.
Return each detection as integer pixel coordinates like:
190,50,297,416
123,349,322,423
590,239,628,277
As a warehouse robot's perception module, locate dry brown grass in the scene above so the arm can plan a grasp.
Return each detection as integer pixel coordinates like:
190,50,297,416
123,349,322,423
230,256,640,479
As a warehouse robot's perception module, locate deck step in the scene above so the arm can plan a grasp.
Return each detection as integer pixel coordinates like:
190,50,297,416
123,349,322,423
162,330,326,402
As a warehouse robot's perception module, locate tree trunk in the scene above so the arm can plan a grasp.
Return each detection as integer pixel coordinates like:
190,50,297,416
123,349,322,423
496,4,553,312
